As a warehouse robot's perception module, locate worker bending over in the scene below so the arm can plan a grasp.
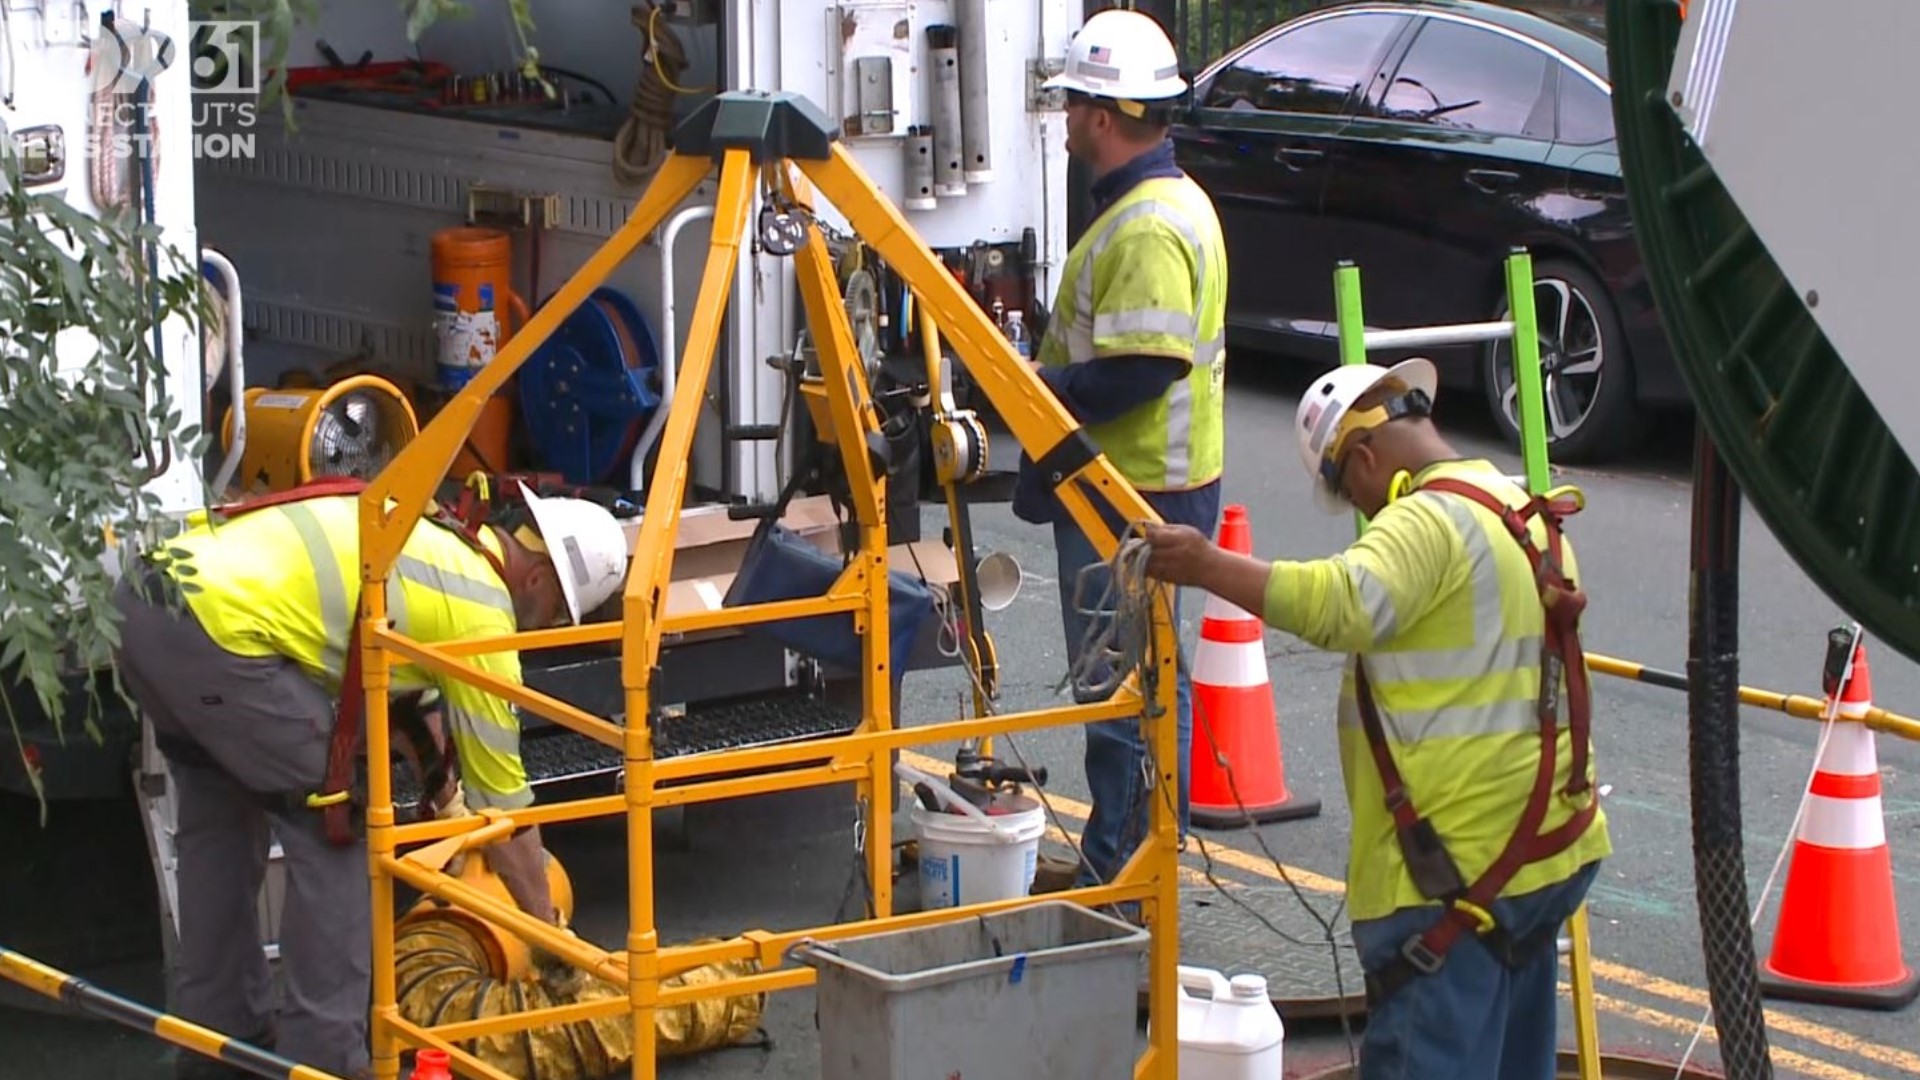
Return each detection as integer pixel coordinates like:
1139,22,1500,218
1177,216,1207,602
1140,359,1611,1080
111,482,630,1080
1018,8,1228,890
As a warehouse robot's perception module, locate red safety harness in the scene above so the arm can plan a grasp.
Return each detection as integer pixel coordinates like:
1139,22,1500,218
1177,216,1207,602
1357,476,1599,1001
198,478,510,846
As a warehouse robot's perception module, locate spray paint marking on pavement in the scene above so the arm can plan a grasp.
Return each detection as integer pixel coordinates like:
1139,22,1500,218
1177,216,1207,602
900,749,1911,1079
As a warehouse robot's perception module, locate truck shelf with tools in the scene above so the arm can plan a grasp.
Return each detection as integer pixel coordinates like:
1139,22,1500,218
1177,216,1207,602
1,0,1079,989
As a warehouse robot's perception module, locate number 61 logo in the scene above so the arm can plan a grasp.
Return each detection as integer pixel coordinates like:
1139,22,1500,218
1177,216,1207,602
189,21,261,96
87,20,259,96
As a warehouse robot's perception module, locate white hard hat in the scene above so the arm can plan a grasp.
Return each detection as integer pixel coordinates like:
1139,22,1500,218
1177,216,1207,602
517,482,630,624
1295,358,1439,514
1044,9,1187,108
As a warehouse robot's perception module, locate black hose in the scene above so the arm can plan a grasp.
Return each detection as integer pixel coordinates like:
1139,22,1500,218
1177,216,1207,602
1687,428,1774,1079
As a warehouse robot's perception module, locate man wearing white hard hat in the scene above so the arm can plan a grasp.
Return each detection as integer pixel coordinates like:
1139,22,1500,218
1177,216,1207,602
110,480,631,1080
1015,7,1230,893
1138,360,1612,1079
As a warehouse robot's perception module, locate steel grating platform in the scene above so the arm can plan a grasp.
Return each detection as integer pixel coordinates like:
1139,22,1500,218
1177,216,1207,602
387,690,862,810
1165,875,1367,1023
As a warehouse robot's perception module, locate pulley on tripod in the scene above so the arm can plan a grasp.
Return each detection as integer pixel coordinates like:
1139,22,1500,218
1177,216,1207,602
930,411,988,485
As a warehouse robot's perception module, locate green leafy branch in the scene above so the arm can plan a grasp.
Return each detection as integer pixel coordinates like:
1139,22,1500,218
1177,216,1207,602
0,0,539,809
0,142,211,807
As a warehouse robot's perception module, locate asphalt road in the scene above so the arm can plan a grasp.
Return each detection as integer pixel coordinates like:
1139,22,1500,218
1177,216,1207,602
7,359,1920,1079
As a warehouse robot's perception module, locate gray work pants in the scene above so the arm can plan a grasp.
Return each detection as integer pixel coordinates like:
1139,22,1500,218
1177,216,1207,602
112,566,372,1079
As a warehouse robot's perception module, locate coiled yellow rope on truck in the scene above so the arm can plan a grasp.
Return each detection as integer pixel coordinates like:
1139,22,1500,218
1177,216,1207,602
393,854,767,1078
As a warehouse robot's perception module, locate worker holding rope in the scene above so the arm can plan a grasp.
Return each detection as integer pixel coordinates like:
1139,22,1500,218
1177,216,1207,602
109,481,631,1080
1139,358,1612,1080
1013,8,1230,893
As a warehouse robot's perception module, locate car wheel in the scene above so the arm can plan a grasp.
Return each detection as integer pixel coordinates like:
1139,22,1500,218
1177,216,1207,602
1482,259,1645,464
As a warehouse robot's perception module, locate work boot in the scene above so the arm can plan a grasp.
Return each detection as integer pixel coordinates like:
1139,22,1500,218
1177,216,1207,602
1029,853,1081,895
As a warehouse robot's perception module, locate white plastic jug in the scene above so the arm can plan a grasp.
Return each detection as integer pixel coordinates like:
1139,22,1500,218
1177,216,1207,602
1176,966,1285,1080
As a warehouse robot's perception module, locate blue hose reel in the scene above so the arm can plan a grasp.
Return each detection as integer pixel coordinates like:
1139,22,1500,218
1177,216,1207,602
518,288,663,488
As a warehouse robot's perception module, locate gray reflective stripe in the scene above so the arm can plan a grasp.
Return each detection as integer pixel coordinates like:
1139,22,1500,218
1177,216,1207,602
447,704,522,755
1161,332,1226,486
1338,487,1563,742
1338,691,1550,742
464,780,535,811
385,576,409,637
1069,195,1207,365
1163,378,1194,487
396,553,514,615
280,502,349,675
1092,307,1197,341
1194,332,1226,368
1348,560,1401,644
447,704,534,810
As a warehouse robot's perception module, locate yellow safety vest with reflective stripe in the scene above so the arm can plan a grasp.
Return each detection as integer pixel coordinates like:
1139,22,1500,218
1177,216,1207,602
159,494,535,810
1037,174,1228,491
1259,459,1612,922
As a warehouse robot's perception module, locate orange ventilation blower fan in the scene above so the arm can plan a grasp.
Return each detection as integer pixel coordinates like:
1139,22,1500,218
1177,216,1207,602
219,374,420,495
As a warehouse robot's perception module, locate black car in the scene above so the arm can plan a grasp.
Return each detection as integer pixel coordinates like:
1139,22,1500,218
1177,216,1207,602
1171,0,1685,462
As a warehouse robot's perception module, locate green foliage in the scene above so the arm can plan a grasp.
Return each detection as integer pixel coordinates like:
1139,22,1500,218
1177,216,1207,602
0,143,211,805
3,1,536,807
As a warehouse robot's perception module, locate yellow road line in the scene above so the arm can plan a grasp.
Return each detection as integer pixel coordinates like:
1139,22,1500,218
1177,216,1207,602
899,749,1906,1076
1565,983,1880,1080
1589,959,1920,1077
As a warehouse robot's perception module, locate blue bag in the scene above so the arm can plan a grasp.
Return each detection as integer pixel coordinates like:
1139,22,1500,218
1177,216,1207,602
723,519,938,688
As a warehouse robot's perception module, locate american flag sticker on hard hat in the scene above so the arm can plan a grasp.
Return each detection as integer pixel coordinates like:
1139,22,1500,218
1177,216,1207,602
1087,45,1111,63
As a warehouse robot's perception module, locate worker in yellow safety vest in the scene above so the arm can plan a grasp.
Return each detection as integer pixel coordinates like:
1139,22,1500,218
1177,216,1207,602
109,480,631,1080
1016,7,1229,892
1138,358,1611,1080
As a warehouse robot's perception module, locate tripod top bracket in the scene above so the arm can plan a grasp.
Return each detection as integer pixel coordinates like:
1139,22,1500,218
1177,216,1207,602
671,90,840,164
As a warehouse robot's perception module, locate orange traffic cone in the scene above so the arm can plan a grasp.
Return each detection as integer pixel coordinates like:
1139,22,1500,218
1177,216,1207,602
1760,640,1920,1009
1188,505,1320,830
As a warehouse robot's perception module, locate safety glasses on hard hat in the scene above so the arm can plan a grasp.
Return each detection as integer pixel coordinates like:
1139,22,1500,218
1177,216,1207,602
1065,88,1157,120
1317,386,1434,500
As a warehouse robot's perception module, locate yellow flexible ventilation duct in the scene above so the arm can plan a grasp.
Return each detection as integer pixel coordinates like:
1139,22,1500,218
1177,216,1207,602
393,854,767,1079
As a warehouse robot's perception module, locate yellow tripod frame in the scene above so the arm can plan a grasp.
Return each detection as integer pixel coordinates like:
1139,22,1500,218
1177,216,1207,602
350,91,1183,1080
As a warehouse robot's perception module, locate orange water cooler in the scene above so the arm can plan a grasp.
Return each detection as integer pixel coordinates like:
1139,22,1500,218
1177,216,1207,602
431,227,529,475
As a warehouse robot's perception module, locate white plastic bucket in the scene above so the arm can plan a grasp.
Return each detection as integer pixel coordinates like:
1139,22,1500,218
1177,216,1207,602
911,796,1047,909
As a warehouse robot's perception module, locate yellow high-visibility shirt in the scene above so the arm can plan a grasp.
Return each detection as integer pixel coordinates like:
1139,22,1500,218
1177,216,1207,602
1260,459,1612,922
159,494,534,810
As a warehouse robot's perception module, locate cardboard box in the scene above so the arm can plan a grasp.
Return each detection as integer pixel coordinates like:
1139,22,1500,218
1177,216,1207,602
607,496,961,627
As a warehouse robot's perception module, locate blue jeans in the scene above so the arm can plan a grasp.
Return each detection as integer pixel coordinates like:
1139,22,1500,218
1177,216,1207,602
1350,861,1602,1080
1053,516,1193,886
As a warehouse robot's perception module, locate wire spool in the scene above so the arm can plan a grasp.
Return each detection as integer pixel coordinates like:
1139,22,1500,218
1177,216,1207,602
218,375,420,495
519,288,664,487
393,854,767,1077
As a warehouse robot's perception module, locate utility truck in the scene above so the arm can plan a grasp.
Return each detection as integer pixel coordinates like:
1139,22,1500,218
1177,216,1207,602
2,0,1081,983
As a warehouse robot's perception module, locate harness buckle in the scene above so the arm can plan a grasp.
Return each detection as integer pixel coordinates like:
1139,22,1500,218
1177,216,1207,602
1399,933,1445,976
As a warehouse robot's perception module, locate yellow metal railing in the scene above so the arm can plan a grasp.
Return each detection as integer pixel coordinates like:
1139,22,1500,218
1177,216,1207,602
349,102,1185,1080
